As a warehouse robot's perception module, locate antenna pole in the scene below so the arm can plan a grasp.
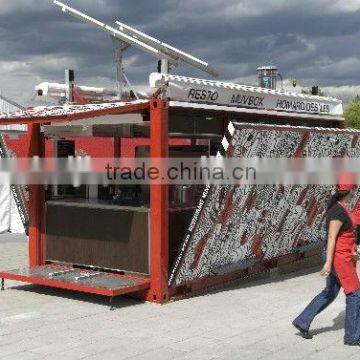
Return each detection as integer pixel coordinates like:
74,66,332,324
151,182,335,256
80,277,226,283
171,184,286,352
114,41,124,100
160,59,169,74
65,69,75,103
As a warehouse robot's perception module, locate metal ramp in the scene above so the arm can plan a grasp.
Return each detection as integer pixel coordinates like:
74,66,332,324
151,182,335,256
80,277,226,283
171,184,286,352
0,265,150,298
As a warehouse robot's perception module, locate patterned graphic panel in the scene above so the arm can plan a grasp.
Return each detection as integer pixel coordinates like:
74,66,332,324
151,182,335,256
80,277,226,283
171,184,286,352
170,123,360,286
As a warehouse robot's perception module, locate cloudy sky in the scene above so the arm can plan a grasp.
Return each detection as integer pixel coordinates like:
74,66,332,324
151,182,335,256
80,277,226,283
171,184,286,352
1,0,360,105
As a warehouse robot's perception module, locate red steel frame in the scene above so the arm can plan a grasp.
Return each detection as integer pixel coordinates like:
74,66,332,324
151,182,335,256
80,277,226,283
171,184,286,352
0,99,174,303
27,123,45,267
148,99,170,303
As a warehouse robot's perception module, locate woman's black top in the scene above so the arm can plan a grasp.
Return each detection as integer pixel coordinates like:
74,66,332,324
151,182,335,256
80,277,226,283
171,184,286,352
325,202,352,235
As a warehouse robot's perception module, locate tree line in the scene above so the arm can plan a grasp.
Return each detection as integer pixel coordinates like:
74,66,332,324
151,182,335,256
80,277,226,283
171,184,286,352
345,95,360,129
302,87,360,129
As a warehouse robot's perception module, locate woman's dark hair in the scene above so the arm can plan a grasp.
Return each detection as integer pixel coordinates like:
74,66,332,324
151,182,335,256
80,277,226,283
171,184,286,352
327,190,350,210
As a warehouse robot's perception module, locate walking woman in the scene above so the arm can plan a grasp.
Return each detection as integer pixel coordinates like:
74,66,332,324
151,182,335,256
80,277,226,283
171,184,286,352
293,177,360,346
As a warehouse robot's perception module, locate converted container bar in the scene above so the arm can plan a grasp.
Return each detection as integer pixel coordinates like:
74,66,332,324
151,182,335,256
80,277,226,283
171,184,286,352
0,94,348,303
9,99,174,303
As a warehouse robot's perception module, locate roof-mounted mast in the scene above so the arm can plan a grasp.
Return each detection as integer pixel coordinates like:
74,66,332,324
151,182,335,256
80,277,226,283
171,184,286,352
53,1,218,99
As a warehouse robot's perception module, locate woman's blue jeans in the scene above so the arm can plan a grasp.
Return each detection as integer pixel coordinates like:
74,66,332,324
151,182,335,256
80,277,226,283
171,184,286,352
294,267,360,344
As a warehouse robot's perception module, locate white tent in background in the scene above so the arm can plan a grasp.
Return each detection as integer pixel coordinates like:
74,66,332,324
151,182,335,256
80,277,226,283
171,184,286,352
0,95,27,234
0,185,25,234
0,136,27,234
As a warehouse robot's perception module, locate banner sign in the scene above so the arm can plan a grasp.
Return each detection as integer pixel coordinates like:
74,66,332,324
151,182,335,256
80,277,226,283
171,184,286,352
150,73,343,117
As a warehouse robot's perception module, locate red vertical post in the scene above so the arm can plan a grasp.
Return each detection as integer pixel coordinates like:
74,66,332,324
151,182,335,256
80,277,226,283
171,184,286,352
27,123,45,267
149,99,169,303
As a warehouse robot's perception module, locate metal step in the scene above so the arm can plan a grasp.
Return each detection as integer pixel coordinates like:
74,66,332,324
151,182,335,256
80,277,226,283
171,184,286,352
0,265,150,297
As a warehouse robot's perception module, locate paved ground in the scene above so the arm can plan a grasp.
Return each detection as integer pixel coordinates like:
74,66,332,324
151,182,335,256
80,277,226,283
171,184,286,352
0,233,359,360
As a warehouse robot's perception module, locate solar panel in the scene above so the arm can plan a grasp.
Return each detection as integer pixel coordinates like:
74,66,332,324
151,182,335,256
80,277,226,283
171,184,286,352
53,1,218,77
114,21,218,77
53,1,176,65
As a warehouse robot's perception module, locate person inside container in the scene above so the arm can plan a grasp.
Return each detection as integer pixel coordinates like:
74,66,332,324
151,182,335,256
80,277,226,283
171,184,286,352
293,174,360,346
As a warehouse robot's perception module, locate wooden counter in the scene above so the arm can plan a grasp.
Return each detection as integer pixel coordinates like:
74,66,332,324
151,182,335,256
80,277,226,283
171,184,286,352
45,200,196,275
45,201,150,274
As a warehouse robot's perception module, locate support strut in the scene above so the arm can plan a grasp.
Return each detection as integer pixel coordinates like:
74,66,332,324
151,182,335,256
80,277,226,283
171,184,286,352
112,38,130,100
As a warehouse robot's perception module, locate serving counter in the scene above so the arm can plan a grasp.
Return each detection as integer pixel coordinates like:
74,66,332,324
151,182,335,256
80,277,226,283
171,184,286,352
45,200,195,276
45,200,150,274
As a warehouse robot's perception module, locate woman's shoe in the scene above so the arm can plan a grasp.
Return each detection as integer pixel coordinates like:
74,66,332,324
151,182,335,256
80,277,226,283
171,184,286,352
292,321,313,339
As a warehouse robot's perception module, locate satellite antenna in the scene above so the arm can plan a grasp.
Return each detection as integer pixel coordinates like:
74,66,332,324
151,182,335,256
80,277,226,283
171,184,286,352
53,1,218,99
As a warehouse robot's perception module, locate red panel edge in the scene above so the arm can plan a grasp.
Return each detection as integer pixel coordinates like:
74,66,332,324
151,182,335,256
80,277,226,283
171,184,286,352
169,248,322,299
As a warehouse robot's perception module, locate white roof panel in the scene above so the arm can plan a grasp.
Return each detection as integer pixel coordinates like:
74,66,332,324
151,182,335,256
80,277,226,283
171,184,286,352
151,73,343,117
169,101,344,122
